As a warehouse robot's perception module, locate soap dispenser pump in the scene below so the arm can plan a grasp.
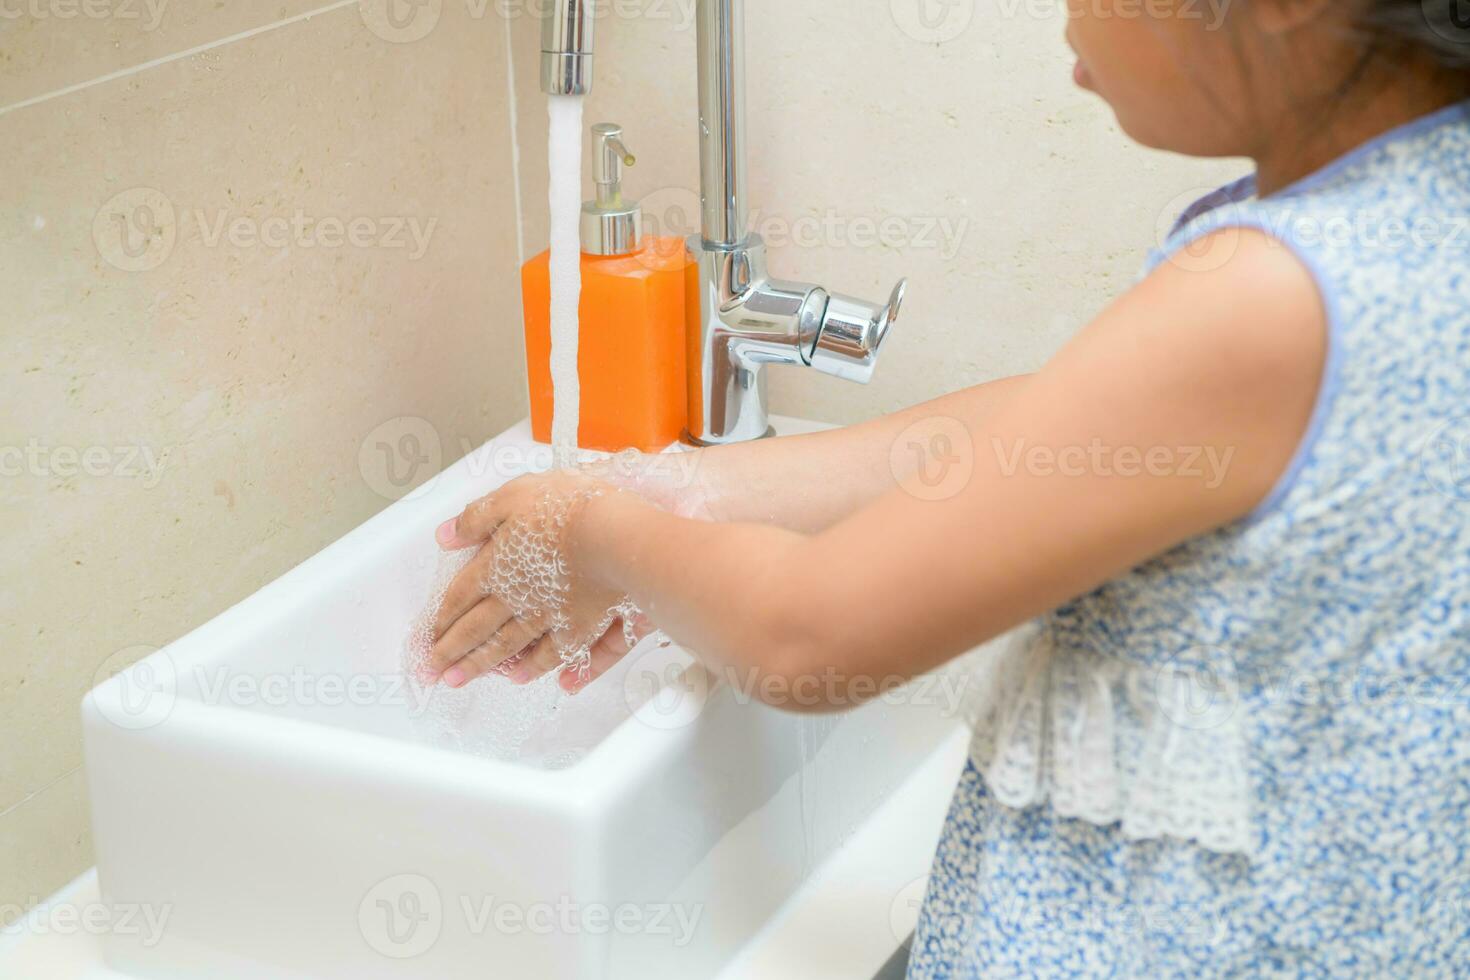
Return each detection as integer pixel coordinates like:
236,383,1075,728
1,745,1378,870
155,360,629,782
522,122,696,453
581,123,641,256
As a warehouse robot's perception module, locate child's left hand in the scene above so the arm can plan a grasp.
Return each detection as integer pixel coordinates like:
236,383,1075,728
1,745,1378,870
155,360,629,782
424,472,652,693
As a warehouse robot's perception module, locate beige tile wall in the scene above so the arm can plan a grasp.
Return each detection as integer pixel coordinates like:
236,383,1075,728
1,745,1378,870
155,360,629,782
2,0,1241,912
1,0,531,910
0,1,331,107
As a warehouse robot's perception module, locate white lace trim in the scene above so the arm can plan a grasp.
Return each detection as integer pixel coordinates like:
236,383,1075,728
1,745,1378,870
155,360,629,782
963,627,1256,857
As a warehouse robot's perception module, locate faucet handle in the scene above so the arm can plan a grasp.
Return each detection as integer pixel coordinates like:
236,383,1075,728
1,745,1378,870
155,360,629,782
808,278,907,384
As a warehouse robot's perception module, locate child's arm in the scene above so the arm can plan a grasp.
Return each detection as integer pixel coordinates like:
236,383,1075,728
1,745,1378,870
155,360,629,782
440,228,1327,702
681,376,1032,532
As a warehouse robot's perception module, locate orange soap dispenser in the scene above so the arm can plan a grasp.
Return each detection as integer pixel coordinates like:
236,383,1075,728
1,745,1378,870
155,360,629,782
522,122,695,453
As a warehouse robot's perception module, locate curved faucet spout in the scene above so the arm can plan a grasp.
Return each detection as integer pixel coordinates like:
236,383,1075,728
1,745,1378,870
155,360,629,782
683,0,909,443
685,235,906,444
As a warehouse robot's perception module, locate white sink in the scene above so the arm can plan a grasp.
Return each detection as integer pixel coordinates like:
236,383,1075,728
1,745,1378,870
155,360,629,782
81,419,963,979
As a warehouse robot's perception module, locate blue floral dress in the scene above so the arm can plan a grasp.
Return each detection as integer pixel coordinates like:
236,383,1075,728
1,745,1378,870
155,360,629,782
909,101,1470,977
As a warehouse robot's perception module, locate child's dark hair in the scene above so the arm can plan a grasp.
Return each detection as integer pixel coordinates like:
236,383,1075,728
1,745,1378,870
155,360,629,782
1356,1,1470,71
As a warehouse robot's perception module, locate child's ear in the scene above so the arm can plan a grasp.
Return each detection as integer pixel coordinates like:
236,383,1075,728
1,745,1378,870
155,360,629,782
1248,0,1337,35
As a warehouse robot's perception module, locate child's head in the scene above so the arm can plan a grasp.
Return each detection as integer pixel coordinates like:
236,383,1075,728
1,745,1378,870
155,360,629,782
1067,0,1470,157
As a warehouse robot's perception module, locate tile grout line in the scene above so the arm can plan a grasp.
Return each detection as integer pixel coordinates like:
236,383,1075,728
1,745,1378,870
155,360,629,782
502,10,526,269
502,12,530,419
0,0,360,118
0,764,82,822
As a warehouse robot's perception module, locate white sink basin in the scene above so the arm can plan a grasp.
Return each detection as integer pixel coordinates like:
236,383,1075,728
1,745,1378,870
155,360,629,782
82,419,962,979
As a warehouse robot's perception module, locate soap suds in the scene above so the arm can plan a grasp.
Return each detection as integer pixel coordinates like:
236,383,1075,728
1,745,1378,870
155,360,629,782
401,535,646,769
395,521,654,767
473,485,640,676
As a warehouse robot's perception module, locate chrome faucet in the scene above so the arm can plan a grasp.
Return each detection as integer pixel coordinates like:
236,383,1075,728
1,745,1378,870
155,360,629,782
541,0,906,445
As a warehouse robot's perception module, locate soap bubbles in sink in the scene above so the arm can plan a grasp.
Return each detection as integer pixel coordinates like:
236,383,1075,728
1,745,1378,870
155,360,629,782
475,485,640,678
400,488,648,769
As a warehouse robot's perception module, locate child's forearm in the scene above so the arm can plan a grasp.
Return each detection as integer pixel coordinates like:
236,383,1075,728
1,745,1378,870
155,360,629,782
692,374,1032,532
571,375,1040,693
573,492,818,680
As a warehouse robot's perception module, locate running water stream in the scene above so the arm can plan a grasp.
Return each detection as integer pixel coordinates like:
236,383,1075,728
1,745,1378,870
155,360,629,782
546,94,585,466
398,98,661,767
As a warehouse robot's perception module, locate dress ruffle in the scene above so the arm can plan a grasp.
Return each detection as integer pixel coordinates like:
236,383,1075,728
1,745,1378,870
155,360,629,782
963,626,1256,857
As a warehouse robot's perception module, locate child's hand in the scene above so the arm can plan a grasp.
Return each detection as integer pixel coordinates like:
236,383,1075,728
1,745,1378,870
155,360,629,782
424,472,649,691
554,608,658,696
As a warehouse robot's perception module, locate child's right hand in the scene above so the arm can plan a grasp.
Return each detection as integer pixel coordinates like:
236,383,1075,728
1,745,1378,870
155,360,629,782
426,471,663,694
556,610,659,696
